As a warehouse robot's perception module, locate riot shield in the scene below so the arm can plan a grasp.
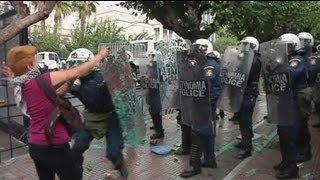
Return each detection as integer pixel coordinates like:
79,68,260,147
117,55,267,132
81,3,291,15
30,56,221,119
178,48,212,131
138,53,162,117
99,43,146,147
156,41,180,115
218,46,255,112
260,40,296,126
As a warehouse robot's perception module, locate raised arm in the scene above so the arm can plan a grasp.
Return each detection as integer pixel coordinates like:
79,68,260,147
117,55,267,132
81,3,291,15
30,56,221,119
50,48,109,87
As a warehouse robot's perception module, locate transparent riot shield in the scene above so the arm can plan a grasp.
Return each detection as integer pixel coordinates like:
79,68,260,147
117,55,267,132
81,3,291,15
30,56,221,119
99,43,146,147
156,41,180,116
218,46,255,112
178,48,212,131
260,40,296,126
138,53,162,117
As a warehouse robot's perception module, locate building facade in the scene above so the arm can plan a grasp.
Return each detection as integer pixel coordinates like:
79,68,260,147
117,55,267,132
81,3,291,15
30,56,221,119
29,1,184,42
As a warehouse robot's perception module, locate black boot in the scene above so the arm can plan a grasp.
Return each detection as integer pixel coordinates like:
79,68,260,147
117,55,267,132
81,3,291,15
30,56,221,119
234,140,244,149
273,161,288,171
236,149,252,159
150,115,164,139
175,125,191,155
180,166,201,178
181,133,202,178
276,164,299,179
235,139,252,159
296,149,312,163
236,123,252,159
201,135,217,168
201,157,217,168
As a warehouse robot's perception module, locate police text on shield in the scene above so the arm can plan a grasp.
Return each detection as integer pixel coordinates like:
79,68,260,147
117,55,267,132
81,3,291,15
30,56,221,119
180,81,207,97
224,71,247,88
266,73,289,93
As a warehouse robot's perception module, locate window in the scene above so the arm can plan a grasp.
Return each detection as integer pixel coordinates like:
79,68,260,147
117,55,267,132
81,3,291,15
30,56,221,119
54,54,60,63
38,54,45,61
49,54,55,60
71,52,78,59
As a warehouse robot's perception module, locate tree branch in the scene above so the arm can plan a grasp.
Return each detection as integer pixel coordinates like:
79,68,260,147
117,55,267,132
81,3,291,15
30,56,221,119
10,1,30,18
0,1,57,46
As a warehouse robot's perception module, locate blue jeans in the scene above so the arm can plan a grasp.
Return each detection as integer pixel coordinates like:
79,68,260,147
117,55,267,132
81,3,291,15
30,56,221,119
72,114,124,163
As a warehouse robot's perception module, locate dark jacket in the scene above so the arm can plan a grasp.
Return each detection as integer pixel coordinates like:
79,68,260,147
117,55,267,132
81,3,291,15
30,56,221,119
288,55,309,91
244,54,262,97
309,56,320,87
206,56,223,105
71,70,114,113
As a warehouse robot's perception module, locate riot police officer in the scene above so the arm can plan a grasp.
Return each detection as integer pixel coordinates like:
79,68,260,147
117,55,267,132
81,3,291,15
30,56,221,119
310,44,320,128
62,52,128,178
267,33,306,179
180,39,222,178
233,37,262,159
147,54,165,140
294,32,314,163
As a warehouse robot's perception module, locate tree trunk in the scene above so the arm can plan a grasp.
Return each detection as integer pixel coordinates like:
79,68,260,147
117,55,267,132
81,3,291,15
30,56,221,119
53,12,61,34
41,20,46,31
0,1,57,46
80,11,86,34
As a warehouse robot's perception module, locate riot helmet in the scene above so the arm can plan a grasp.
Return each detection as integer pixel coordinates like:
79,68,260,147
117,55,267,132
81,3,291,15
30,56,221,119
279,33,302,54
240,36,259,52
193,39,214,55
297,32,314,48
66,48,95,89
66,48,94,68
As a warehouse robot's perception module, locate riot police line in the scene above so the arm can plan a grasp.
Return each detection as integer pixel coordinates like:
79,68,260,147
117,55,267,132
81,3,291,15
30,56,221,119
1,32,319,179
129,33,319,179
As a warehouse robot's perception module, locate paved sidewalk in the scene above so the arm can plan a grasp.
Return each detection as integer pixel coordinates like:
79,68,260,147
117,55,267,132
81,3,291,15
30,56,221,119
2,96,319,180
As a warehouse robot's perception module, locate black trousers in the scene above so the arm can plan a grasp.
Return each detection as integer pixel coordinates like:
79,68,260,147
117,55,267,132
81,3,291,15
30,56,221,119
189,130,215,168
296,119,311,153
277,125,298,165
238,95,256,150
29,144,81,180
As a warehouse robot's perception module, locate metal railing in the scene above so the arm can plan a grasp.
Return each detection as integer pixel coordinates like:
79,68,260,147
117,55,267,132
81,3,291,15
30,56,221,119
0,93,84,163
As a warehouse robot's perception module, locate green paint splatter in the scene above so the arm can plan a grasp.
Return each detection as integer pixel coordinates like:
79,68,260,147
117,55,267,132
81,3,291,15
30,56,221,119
101,44,146,147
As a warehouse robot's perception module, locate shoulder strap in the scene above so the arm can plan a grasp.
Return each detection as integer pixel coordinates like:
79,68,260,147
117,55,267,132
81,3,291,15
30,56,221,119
35,75,62,146
35,75,59,104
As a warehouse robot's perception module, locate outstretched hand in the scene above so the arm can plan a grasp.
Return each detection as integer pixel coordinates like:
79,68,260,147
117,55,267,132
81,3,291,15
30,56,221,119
98,47,111,62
